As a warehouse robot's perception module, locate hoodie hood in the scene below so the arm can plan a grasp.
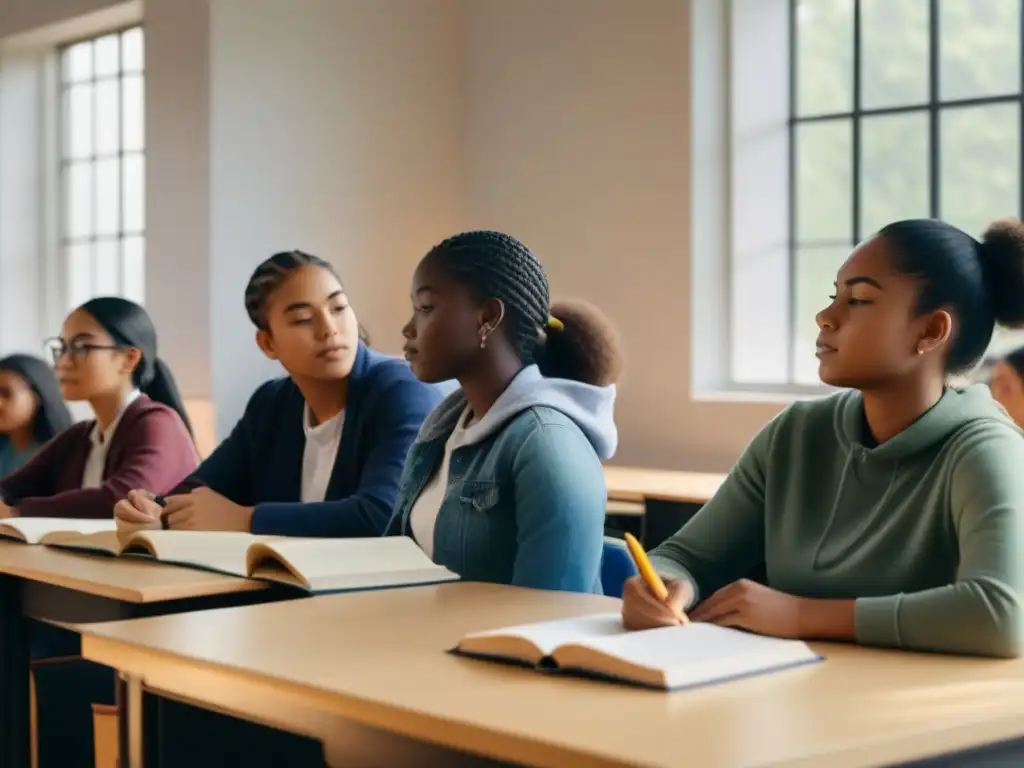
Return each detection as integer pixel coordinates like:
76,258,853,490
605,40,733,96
418,364,618,459
836,383,1017,462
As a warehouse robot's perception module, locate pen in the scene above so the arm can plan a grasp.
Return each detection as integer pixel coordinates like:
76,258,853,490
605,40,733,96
139,490,169,529
623,533,689,624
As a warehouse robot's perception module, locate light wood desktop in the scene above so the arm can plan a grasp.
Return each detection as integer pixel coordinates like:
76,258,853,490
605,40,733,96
603,465,726,504
81,582,1024,768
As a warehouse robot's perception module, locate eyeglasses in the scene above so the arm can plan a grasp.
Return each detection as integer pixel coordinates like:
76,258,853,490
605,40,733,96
44,338,127,364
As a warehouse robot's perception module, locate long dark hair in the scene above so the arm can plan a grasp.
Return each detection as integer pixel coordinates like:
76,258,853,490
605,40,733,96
0,354,73,444
79,297,194,438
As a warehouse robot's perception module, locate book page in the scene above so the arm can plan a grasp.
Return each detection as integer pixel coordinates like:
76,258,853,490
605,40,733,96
41,529,124,555
555,623,819,689
248,536,455,590
459,613,627,659
126,531,270,577
3,518,116,545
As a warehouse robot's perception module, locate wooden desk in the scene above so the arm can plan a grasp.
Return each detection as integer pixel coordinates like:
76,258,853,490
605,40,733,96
603,466,727,548
0,541,281,768
81,582,1024,768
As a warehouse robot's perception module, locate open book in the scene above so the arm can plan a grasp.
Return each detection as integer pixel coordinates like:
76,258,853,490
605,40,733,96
453,613,822,691
0,517,117,545
45,530,458,593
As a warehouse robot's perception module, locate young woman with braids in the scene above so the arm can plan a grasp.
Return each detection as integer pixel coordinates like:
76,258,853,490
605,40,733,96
0,298,196,518
388,230,625,593
115,250,443,536
623,218,1024,658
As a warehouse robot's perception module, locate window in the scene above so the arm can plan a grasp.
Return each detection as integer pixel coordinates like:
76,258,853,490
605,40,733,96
59,26,145,311
787,0,1023,384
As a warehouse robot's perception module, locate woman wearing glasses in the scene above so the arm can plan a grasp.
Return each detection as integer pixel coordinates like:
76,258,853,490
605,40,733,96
0,297,197,518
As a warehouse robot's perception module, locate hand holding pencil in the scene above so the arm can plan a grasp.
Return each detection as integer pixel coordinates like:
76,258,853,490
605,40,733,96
621,533,693,630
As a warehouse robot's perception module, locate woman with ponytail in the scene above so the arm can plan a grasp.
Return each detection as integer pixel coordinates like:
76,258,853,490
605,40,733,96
0,297,197,518
388,231,625,593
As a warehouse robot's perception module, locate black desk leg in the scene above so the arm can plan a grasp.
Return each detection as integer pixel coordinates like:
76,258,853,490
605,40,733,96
0,575,29,768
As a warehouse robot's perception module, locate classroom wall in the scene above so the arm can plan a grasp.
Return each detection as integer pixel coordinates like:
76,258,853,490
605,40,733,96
207,0,465,435
462,0,782,470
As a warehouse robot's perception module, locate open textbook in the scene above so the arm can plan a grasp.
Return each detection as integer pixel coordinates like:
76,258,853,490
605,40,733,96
44,529,458,593
453,613,822,691
0,517,117,545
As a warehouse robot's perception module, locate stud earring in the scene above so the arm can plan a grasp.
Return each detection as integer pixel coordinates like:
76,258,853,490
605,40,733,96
479,325,490,349
916,345,925,355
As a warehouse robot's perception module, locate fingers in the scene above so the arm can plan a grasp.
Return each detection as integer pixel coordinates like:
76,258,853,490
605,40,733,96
690,582,746,623
621,576,685,630
165,507,195,529
116,496,159,524
162,495,193,515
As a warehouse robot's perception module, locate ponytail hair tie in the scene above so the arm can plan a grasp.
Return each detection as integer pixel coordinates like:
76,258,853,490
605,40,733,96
546,315,564,331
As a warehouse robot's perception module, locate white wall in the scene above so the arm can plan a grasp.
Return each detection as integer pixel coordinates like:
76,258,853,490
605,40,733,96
207,0,465,435
462,0,781,470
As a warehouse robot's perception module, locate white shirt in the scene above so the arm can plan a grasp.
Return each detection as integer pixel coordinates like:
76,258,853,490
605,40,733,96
81,390,142,489
300,404,345,503
409,408,475,557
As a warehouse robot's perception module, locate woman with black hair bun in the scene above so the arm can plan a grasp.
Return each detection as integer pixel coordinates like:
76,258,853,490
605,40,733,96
389,230,625,593
0,297,197,518
623,217,1024,659
0,355,72,477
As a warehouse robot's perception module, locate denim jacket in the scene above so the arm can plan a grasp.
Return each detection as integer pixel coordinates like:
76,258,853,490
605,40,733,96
387,365,618,593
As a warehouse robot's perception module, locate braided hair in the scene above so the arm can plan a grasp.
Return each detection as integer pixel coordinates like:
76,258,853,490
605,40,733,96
244,250,370,344
425,231,623,386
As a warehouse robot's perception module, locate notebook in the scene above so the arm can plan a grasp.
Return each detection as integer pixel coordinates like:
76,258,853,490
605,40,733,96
45,530,459,592
452,613,822,691
0,517,117,545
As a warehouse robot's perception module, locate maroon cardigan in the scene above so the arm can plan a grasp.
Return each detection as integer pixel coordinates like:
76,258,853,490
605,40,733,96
0,396,197,519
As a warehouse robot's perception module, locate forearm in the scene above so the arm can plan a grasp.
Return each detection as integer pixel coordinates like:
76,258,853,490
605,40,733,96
797,598,856,641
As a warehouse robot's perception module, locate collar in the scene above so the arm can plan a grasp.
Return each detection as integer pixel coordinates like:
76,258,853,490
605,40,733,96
303,403,345,445
90,390,142,448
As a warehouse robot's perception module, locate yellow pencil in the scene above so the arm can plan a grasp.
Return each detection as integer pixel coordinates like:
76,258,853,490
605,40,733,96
623,533,689,624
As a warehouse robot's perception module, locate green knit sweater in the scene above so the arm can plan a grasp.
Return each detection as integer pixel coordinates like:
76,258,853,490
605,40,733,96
650,385,1024,657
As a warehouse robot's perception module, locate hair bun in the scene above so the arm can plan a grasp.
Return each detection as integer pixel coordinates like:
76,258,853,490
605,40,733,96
979,217,1024,328
537,299,624,386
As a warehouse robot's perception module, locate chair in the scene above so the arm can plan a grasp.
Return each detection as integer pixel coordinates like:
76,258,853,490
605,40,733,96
601,537,637,598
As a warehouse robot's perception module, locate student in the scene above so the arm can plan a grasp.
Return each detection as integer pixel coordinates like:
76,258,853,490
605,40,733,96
989,346,1024,428
114,250,443,536
0,355,72,478
0,298,196,518
622,218,1024,658
387,230,624,593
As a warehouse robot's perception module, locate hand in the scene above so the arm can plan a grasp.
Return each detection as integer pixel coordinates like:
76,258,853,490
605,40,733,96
163,487,254,532
621,575,694,630
0,499,16,519
689,579,805,639
115,490,163,533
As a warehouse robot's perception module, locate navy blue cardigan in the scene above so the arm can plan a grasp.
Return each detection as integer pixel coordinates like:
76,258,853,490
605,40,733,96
177,344,443,537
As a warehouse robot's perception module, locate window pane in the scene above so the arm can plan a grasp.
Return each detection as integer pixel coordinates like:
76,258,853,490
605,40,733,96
795,119,853,242
941,104,1019,237
122,75,144,152
123,237,145,304
64,84,93,159
94,34,119,78
62,41,92,84
793,246,852,384
795,0,854,116
940,0,1021,100
123,155,145,233
94,240,120,296
122,28,144,72
66,243,92,310
65,163,93,239
860,0,929,109
95,159,120,236
860,112,930,236
95,79,120,156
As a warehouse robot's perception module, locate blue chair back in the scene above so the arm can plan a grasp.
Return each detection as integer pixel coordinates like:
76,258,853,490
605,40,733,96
601,537,637,598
